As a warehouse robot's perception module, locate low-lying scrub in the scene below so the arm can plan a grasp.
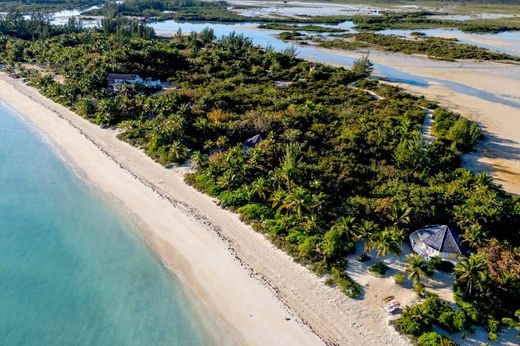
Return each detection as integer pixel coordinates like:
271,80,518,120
314,33,520,62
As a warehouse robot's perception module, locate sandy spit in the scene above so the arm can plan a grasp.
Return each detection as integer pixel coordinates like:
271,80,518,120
0,73,409,345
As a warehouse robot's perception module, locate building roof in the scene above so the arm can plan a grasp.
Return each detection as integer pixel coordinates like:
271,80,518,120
107,73,142,81
415,225,462,255
244,134,264,148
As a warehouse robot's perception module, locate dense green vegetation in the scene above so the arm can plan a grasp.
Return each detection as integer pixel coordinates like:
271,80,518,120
0,11,83,39
396,295,466,338
283,32,520,62
82,0,234,20
348,12,520,33
396,244,520,341
0,0,102,12
0,14,519,341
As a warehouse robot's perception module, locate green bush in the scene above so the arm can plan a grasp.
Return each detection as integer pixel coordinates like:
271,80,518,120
430,257,454,272
414,281,426,295
298,235,319,258
331,267,362,299
189,172,220,196
447,118,480,152
486,316,500,341
237,203,273,222
432,109,458,136
417,331,457,346
397,295,469,337
438,310,466,333
394,272,405,285
218,189,249,208
368,261,390,276
396,305,431,336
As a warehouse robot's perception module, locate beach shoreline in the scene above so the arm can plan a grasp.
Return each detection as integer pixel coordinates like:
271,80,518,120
0,73,410,345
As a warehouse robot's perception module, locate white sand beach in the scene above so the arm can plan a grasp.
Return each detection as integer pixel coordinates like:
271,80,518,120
0,73,411,345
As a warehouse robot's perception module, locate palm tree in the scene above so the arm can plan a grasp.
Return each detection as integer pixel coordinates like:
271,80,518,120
461,223,489,249
191,151,207,169
333,216,356,242
388,202,411,227
269,190,286,209
369,227,405,258
311,192,327,215
279,187,311,217
354,220,378,255
453,255,488,297
278,143,302,189
251,177,270,201
405,254,431,285
303,214,320,235
168,141,188,162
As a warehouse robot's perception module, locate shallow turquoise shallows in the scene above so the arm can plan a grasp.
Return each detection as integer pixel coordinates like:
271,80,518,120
0,102,211,345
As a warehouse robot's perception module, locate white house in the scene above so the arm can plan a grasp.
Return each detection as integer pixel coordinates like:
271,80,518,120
409,225,463,262
107,73,162,91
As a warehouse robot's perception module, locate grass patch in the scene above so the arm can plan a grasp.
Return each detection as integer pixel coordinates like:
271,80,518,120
369,261,390,275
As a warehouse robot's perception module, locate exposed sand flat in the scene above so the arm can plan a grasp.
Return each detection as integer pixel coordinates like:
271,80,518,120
0,73,410,345
317,48,520,195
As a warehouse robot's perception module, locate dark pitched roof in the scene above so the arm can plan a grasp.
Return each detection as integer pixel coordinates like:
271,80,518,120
422,225,462,255
244,134,264,148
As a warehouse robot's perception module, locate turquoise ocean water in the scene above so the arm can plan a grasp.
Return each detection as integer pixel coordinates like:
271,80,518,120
0,102,211,345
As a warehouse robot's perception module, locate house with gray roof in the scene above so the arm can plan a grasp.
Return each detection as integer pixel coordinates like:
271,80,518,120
409,225,463,263
107,73,162,91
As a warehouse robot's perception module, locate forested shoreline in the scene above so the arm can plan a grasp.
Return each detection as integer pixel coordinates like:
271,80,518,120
0,0,102,12
0,14,519,345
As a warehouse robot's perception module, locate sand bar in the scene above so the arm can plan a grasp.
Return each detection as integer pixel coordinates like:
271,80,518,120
0,73,410,345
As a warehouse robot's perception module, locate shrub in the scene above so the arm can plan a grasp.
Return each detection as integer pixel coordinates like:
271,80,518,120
447,117,480,151
429,256,455,272
368,261,390,276
298,235,319,258
352,56,374,78
188,172,220,196
331,267,362,299
414,281,426,295
417,332,457,346
394,272,405,285
218,189,249,208
396,305,431,336
486,316,500,341
75,98,97,117
237,203,273,222
438,310,466,333
432,108,457,135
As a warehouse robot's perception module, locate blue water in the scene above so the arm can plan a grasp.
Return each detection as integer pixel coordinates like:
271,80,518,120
0,102,211,345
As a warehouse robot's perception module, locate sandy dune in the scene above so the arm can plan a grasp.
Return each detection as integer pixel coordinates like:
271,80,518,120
0,73,410,345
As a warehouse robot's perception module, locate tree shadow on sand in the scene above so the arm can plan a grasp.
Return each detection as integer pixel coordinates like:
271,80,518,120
462,128,520,195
